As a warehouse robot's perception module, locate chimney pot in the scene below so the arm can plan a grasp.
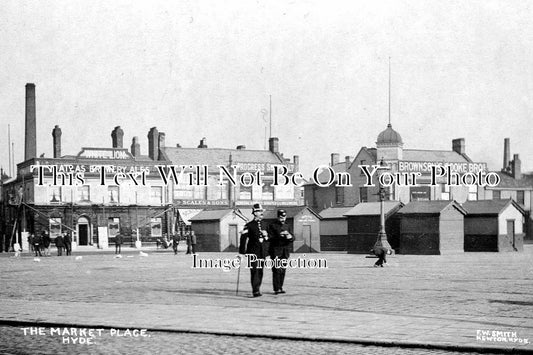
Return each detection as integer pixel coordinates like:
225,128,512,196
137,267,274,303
331,153,340,167
111,126,124,148
512,154,521,179
131,137,140,157
269,137,279,154
452,138,465,155
198,137,208,148
293,155,300,171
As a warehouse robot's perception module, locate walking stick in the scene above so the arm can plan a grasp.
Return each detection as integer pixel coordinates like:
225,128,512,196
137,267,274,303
233,209,249,296
236,255,241,295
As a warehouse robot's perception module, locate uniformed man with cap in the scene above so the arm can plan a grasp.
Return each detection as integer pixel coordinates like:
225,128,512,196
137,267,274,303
267,209,293,294
239,203,268,297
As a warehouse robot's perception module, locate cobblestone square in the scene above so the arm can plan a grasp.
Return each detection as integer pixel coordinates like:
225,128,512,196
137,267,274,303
0,247,532,354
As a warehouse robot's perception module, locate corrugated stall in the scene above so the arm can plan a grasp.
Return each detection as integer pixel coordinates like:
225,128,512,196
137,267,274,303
397,201,466,255
190,209,247,252
319,207,353,252
462,199,525,252
345,202,403,254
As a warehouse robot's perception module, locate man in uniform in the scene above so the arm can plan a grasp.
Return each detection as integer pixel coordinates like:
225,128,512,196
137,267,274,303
239,203,268,297
268,209,293,294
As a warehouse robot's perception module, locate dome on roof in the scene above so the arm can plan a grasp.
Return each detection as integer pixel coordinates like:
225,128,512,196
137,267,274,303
377,124,403,146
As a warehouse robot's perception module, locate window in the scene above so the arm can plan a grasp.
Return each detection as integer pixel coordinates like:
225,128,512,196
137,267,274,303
493,190,501,200
517,191,525,205
192,185,206,200
78,185,90,202
239,185,252,200
468,185,477,201
440,184,450,200
335,187,344,205
207,181,228,200
174,175,193,199
359,160,366,175
108,218,120,237
108,186,120,204
359,187,368,203
151,218,162,237
49,186,61,203
262,180,274,200
49,218,62,237
410,186,431,201
151,186,163,204
275,185,293,200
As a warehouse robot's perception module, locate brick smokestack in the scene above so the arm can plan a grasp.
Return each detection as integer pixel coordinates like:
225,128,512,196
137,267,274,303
269,137,279,154
25,83,36,161
111,126,124,148
512,154,521,180
331,153,339,166
503,138,510,171
452,138,465,155
148,127,159,160
131,137,140,157
158,132,165,160
52,125,62,158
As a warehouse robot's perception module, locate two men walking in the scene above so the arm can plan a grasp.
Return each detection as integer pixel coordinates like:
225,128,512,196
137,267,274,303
239,205,293,298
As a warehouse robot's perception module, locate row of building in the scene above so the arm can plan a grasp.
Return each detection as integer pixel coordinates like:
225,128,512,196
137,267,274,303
0,84,531,254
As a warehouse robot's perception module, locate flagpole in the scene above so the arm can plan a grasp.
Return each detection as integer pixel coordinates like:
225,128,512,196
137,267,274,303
269,95,272,138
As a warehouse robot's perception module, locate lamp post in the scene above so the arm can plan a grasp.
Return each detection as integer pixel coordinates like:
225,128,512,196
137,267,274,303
374,158,392,251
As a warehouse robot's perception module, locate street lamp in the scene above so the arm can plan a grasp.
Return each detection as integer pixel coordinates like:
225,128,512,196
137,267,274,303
374,158,392,251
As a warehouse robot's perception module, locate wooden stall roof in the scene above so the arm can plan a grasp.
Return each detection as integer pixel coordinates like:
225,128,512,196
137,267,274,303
319,206,354,219
189,209,234,221
462,199,525,216
397,200,467,216
263,206,321,220
344,201,403,217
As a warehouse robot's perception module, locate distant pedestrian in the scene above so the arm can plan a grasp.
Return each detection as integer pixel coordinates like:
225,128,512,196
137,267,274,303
55,234,64,256
64,232,72,256
32,233,42,257
27,234,34,253
190,231,197,254
372,245,389,267
268,209,293,294
115,233,123,254
42,231,51,256
172,233,180,255
185,232,192,254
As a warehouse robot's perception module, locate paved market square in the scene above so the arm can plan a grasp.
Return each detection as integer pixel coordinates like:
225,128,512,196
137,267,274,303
0,246,532,354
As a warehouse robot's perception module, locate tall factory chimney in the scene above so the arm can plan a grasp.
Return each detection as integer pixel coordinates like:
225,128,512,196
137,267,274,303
503,138,510,171
148,127,159,160
25,83,36,161
52,125,62,158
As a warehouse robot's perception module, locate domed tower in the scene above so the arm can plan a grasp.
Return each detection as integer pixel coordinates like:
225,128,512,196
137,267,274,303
376,123,403,161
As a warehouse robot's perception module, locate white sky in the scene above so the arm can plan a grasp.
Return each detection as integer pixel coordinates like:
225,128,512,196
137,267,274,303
1,0,532,178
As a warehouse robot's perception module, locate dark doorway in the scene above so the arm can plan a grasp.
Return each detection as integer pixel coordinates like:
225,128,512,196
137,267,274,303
79,225,88,246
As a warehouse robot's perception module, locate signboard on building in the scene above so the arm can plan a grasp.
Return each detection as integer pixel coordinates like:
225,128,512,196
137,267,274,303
398,161,487,173
233,162,295,173
77,148,134,160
